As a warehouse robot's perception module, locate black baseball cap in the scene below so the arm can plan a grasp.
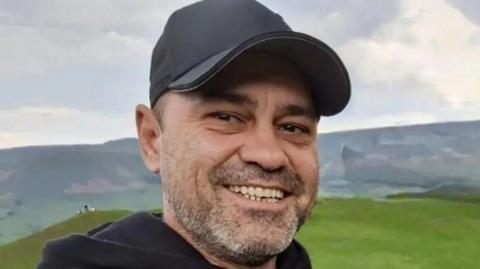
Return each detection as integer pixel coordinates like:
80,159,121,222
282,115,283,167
149,0,351,116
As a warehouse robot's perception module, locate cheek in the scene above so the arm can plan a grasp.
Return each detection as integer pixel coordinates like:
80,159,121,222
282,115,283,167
288,146,319,195
162,130,244,191
158,132,193,190
191,132,245,199
195,132,244,165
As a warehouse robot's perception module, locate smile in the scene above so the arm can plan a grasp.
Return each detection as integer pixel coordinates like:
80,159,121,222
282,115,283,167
226,185,288,203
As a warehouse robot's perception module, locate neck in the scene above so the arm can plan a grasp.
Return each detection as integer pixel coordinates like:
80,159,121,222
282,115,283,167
162,209,277,269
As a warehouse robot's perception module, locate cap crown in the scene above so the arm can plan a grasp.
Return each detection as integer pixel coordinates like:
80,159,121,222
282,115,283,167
149,0,291,105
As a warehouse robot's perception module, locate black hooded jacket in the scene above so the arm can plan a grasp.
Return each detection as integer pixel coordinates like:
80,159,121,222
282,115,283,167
37,212,312,269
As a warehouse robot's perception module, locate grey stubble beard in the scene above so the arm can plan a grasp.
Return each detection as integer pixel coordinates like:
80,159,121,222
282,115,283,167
160,133,310,267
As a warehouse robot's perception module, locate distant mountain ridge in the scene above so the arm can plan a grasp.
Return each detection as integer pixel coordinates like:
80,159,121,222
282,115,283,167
318,120,480,197
0,119,479,244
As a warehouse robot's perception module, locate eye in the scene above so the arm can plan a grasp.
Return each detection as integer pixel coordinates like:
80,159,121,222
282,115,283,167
279,123,310,134
205,111,246,134
211,112,242,123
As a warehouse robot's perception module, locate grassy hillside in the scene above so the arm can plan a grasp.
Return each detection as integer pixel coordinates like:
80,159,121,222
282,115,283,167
0,210,131,269
296,198,480,268
387,184,480,203
1,198,479,269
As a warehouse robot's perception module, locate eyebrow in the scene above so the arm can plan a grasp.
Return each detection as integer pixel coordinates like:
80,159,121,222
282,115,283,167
198,91,317,120
277,104,317,121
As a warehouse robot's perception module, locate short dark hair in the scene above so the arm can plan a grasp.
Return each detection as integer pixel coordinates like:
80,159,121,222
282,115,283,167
152,93,168,129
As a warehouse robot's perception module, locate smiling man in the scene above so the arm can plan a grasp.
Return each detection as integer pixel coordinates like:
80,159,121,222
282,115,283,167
38,0,350,268
138,53,321,268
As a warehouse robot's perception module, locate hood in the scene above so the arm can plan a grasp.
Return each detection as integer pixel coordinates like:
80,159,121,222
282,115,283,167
37,212,312,269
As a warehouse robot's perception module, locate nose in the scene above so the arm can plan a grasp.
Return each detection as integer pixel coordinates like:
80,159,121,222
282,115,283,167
238,127,288,172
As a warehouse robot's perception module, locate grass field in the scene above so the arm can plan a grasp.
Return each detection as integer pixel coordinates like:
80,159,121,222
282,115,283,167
296,198,480,268
0,198,479,269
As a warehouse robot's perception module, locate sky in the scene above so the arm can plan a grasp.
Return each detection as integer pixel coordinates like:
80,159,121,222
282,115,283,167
0,0,479,149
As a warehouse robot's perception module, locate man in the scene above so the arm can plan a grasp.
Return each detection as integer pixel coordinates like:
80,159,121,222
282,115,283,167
37,0,350,268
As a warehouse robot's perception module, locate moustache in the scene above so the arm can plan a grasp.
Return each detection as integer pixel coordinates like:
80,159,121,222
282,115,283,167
210,163,303,195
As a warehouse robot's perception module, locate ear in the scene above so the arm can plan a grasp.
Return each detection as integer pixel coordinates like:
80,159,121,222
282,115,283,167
135,104,161,173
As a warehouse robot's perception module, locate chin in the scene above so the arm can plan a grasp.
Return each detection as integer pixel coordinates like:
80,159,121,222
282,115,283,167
223,210,299,249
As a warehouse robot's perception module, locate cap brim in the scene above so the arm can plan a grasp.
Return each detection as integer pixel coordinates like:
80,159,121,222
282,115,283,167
168,31,351,116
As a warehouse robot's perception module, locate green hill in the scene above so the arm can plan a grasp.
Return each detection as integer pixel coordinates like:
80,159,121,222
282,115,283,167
1,198,479,269
387,184,480,203
0,210,131,269
296,198,480,269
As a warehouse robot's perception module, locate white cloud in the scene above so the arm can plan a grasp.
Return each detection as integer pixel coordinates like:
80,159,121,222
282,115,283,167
340,0,480,109
0,25,151,80
0,106,137,148
319,111,438,133
0,132,20,149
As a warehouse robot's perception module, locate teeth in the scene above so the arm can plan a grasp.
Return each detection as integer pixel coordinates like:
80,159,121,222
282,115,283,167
255,187,263,197
241,186,248,194
264,189,272,198
227,185,286,202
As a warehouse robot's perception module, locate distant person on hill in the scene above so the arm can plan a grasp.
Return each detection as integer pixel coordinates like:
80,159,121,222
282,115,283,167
37,0,350,268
